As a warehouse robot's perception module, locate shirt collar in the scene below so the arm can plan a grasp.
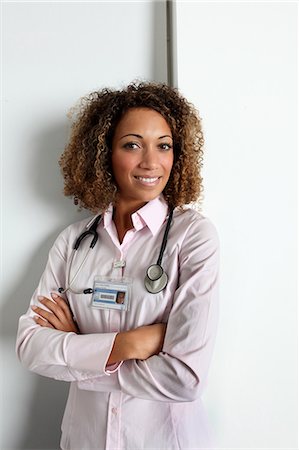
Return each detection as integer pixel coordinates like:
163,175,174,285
103,195,169,236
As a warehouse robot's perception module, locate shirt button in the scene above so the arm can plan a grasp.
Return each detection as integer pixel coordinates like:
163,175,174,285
111,407,118,415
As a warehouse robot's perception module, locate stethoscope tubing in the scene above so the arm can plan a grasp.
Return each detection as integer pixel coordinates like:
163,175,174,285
60,247,93,295
58,215,102,295
59,208,174,295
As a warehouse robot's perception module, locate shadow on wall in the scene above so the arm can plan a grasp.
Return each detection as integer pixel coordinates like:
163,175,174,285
2,3,168,447
1,121,87,449
1,120,90,338
19,377,68,450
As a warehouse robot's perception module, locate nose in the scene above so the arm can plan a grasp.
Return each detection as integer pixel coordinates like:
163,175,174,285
138,147,159,170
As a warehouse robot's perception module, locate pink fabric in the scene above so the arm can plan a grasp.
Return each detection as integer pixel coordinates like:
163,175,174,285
16,195,220,449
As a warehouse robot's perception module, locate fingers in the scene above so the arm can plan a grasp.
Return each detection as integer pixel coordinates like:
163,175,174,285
31,294,66,327
40,294,72,321
51,293,73,321
32,301,62,329
31,293,79,333
33,315,54,329
42,296,66,322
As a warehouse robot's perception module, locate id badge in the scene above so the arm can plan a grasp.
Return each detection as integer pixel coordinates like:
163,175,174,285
91,277,131,312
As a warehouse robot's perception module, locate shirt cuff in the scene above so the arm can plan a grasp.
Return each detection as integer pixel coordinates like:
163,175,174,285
66,332,119,375
105,360,124,374
77,370,121,392
104,333,124,374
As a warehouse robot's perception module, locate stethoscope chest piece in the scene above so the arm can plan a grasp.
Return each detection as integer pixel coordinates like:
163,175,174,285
144,264,168,294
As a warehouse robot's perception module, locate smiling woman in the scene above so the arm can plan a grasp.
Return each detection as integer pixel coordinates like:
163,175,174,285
60,81,203,212
112,107,174,199
16,81,220,450
111,107,174,242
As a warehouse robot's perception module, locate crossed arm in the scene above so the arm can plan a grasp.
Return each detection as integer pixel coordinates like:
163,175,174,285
32,293,167,364
17,215,219,402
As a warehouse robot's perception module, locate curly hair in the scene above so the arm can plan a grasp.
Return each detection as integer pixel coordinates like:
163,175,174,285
59,81,204,213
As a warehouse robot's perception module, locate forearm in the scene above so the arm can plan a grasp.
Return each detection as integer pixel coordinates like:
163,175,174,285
106,323,166,366
16,313,119,381
106,330,134,365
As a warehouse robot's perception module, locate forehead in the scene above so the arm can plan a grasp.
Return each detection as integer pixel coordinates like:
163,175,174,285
114,107,172,134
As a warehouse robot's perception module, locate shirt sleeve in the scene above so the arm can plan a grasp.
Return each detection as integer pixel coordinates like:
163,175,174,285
16,226,121,381
78,216,220,402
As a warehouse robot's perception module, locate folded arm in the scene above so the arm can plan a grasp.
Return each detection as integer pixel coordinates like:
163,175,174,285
79,217,220,402
16,227,122,381
17,217,220,402
16,226,166,381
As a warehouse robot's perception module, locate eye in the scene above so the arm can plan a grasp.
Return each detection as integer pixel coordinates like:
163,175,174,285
159,143,173,151
123,142,140,150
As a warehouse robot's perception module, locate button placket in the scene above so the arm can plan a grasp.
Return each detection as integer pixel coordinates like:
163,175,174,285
105,391,122,450
109,248,124,333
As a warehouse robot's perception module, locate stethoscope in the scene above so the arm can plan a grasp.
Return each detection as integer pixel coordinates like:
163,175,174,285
58,207,174,295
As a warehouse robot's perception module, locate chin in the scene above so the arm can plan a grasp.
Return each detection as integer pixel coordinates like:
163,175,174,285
117,188,164,206
141,192,161,202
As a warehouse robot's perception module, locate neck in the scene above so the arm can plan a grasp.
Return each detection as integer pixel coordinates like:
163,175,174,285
112,198,147,243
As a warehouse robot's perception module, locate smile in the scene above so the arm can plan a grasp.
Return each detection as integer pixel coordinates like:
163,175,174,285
134,176,161,186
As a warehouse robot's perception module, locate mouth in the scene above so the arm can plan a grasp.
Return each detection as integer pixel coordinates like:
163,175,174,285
134,176,161,186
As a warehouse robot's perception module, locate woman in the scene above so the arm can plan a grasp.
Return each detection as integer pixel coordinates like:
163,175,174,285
16,81,220,449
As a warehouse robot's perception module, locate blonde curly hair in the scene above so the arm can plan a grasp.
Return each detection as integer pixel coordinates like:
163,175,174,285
60,81,204,212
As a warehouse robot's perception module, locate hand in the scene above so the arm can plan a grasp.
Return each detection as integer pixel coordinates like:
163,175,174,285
129,323,167,360
32,293,79,333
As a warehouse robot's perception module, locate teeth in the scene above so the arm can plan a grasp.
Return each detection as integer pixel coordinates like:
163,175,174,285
136,177,159,183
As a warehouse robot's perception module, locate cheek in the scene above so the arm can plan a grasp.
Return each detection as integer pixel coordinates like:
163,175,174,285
164,153,174,174
112,152,135,178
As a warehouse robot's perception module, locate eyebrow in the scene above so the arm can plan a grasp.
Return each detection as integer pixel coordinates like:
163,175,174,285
119,133,173,140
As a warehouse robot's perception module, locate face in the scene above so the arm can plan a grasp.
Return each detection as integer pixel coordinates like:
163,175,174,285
111,107,174,208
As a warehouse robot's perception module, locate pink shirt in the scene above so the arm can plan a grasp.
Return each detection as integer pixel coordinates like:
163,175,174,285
16,195,220,450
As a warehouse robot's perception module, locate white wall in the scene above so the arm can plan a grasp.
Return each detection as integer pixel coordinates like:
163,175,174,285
2,2,167,448
2,1,297,449
176,1,298,448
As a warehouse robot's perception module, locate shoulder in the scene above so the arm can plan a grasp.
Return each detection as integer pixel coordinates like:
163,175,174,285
51,215,97,250
173,206,220,246
172,207,220,269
